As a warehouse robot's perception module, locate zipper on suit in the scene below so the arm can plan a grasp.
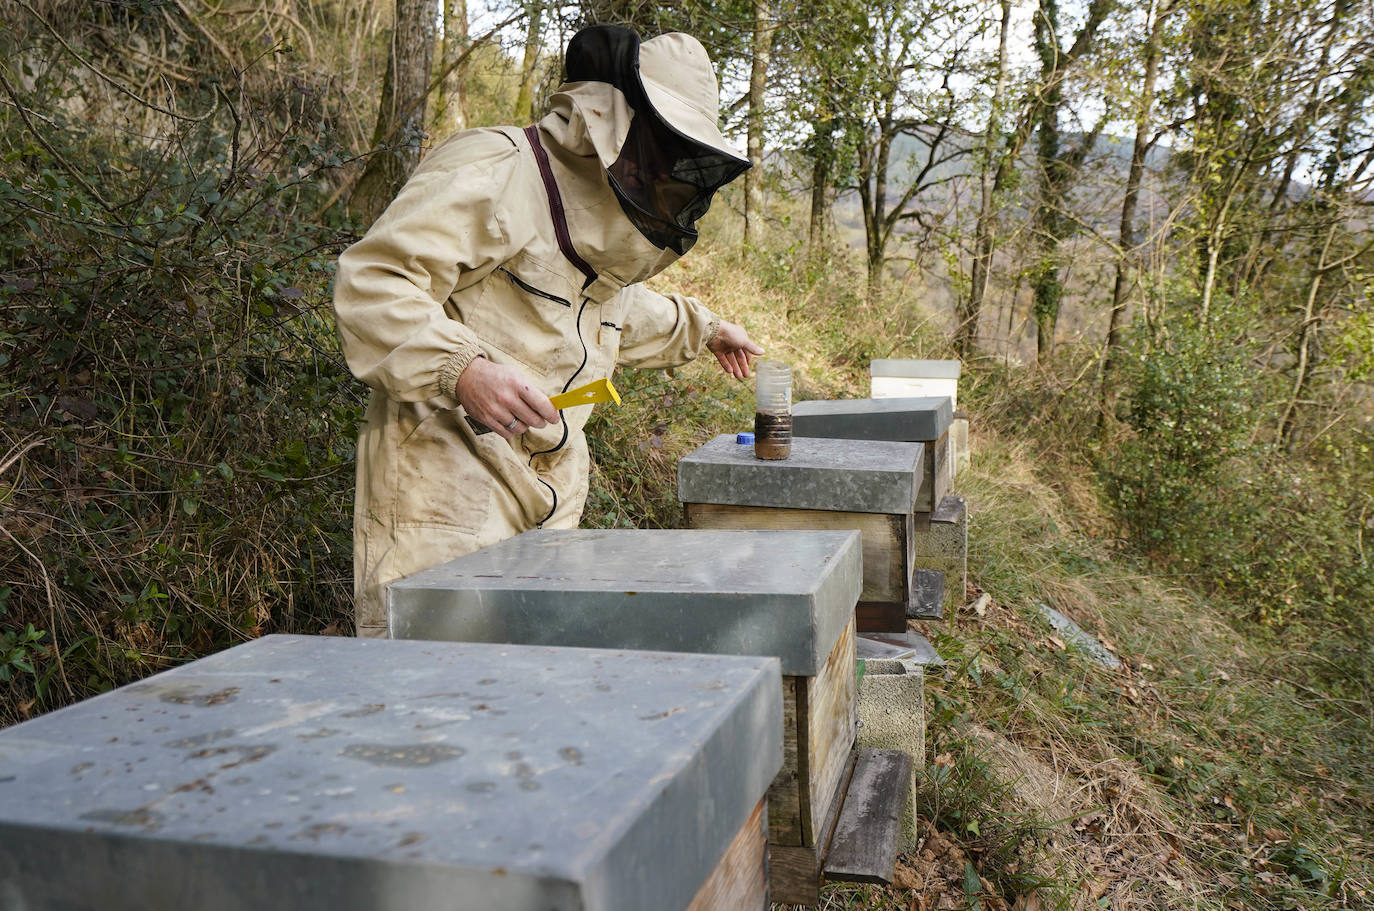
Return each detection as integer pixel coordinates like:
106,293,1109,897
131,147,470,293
498,267,572,308
530,296,591,527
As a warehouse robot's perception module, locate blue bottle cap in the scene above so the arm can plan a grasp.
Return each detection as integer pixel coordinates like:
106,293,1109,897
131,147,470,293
736,432,755,444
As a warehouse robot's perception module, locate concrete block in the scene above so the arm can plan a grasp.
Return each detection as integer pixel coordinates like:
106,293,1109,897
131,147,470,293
677,434,922,515
793,396,953,443
951,414,970,477
912,496,968,611
0,635,783,911
388,528,861,677
856,658,925,849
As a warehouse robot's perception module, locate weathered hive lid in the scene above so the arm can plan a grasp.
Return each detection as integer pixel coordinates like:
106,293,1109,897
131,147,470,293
389,528,861,677
870,358,961,379
793,396,953,442
677,434,923,516
0,634,782,911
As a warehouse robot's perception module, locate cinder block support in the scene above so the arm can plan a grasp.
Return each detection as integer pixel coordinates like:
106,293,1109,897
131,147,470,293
912,495,967,611
951,413,970,478
856,658,924,849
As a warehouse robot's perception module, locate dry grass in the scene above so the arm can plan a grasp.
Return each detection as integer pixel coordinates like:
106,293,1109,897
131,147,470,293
763,424,1374,911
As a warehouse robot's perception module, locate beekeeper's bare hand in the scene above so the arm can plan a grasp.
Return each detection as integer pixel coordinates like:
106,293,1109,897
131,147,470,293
708,321,764,380
456,357,560,438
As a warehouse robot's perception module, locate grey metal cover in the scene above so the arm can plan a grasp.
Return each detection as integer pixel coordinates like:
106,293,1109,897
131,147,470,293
869,358,961,379
677,434,923,515
389,528,861,677
0,635,783,911
793,396,953,442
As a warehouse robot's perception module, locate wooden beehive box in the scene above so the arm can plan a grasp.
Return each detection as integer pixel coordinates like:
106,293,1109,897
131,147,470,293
869,358,960,408
0,635,782,911
388,528,867,904
677,434,930,633
792,396,954,512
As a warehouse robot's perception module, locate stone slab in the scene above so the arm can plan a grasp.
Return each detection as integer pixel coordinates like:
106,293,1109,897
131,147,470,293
389,528,861,677
677,434,923,516
857,631,944,666
0,635,782,911
793,396,953,443
907,568,946,620
1032,603,1123,669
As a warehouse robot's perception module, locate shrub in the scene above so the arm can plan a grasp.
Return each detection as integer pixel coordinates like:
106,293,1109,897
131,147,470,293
0,28,361,722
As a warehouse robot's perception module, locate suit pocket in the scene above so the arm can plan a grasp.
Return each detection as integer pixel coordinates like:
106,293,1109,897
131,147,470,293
393,403,490,532
455,254,581,376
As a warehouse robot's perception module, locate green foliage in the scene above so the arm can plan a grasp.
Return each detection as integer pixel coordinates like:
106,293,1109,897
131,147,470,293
0,21,361,722
1097,298,1374,630
1100,302,1259,550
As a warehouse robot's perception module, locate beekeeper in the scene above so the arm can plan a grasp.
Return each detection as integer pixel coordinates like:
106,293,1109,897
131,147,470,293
333,25,763,636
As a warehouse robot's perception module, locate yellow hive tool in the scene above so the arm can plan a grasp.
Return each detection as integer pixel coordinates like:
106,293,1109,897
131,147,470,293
549,377,621,410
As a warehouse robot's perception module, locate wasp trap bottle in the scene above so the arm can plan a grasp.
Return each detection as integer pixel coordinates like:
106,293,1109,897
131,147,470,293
753,360,793,460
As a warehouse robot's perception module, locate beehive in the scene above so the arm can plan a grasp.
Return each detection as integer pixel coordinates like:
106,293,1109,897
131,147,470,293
869,358,960,408
388,528,865,904
792,396,953,512
678,435,930,632
0,635,782,911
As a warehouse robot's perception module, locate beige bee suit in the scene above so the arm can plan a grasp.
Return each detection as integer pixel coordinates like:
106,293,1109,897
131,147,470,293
334,82,719,637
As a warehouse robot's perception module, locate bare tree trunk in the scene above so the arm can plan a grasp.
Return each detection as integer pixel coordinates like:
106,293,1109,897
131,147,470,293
808,117,833,251
433,0,470,138
1100,0,1171,424
958,0,1012,356
513,2,544,122
1277,223,1338,450
744,0,774,249
1029,0,1063,364
350,0,437,221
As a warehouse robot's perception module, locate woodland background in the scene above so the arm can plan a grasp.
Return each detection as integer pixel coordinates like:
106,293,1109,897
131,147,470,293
1,0,1371,907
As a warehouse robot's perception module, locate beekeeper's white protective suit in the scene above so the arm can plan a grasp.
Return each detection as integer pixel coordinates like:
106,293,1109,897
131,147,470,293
333,29,755,636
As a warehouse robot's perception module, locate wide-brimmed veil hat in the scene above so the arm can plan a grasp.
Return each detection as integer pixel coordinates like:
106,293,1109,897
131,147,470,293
564,25,749,166
562,25,749,253
638,33,749,164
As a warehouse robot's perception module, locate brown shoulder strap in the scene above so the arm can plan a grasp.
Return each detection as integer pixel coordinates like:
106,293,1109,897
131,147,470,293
523,125,598,290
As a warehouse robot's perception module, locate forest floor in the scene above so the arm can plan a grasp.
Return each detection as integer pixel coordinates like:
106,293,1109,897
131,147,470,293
775,431,1374,911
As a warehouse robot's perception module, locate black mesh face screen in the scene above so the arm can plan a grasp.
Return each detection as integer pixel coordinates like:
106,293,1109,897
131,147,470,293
607,112,749,253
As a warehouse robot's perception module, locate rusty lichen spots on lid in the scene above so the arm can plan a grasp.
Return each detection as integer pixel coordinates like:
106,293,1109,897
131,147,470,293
341,704,385,718
341,743,465,767
638,706,686,722
166,729,237,749
188,744,277,770
173,778,214,794
296,822,349,841
160,686,240,707
79,807,164,830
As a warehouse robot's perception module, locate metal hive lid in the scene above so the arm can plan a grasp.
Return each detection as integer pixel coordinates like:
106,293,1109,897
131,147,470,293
793,396,954,442
0,635,782,911
388,528,862,676
677,434,923,515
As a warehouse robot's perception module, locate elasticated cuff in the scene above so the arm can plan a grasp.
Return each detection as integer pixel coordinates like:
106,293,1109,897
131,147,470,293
702,316,722,351
437,343,486,400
